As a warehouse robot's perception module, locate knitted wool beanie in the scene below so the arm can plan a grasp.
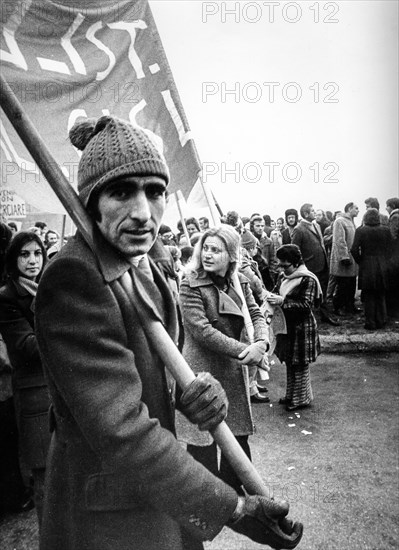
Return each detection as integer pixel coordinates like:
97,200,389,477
70,116,170,207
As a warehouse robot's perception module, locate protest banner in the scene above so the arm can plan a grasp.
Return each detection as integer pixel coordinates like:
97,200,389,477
1,0,205,215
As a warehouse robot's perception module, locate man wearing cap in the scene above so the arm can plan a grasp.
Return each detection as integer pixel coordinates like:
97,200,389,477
35,116,302,550
282,209,298,244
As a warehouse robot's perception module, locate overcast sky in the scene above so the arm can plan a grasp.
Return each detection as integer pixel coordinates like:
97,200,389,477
151,0,398,222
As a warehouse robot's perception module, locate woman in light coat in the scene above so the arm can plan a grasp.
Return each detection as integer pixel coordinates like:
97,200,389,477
178,225,268,493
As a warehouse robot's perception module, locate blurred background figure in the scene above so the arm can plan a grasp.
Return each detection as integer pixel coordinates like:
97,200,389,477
330,203,359,316
225,211,244,235
364,197,388,225
0,221,31,515
0,231,51,526
34,222,47,242
282,209,298,244
158,224,176,247
315,209,331,236
262,214,273,236
27,226,42,237
270,217,284,249
44,230,59,250
351,208,392,330
385,198,399,319
198,216,210,232
7,222,18,236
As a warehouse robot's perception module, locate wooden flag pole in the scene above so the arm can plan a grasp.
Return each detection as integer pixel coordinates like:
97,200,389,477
0,72,271,498
199,176,221,227
176,190,191,244
60,214,67,249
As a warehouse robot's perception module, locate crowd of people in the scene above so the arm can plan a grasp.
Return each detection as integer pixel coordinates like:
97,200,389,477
157,197,399,332
0,115,397,550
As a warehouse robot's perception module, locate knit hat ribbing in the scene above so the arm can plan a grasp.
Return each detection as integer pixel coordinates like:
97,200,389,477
70,116,170,207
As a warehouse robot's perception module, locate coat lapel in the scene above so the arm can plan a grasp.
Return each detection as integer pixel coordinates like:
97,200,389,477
188,272,244,319
217,287,244,318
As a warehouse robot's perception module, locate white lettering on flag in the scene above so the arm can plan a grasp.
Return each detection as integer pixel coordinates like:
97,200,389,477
161,90,192,147
1,0,200,214
61,13,87,75
107,20,147,79
86,22,116,81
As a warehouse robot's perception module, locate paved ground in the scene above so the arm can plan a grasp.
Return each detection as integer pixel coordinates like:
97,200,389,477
1,350,398,550
206,352,399,549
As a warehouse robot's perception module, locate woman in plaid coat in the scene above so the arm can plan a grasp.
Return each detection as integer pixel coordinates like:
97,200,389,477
267,245,321,411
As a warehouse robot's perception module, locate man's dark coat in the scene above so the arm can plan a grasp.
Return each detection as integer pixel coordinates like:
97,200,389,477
291,221,328,274
35,232,236,550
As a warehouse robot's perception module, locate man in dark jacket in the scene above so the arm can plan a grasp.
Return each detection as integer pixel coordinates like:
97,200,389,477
35,116,301,550
385,197,399,318
249,214,278,289
292,203,339,325
282,209,298,244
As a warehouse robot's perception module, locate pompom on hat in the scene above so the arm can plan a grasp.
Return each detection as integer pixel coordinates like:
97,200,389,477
70,115,170,207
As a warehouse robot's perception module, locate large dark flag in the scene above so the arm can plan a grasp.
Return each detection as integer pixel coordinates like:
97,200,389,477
0,0,202,214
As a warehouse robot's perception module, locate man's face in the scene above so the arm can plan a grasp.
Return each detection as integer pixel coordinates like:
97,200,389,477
349,204,359,218
305,207,316,221
315,210,324,222
286,215,296,227
47,232,59,246
252,221,264,237
186,223,198,236
96,176,167,258
160,231,174,245
199,219,209,231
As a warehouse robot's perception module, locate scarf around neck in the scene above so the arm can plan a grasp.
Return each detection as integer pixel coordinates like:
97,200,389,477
279,264,323,301
18,276,39,297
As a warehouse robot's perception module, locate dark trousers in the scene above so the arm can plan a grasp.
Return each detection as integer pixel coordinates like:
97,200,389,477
0,397,28,514
333,276,357,312
362,289,387,328
314,267,334,321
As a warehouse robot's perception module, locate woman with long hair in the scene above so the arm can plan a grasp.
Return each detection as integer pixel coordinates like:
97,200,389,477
177,224,268,493
0,231,51,524
267,244,322,411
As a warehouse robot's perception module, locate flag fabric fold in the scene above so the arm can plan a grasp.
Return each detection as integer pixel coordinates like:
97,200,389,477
1,0,201,214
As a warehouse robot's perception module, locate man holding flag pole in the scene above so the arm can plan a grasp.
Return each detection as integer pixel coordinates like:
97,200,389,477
31,113,303,550
1,1,302,547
